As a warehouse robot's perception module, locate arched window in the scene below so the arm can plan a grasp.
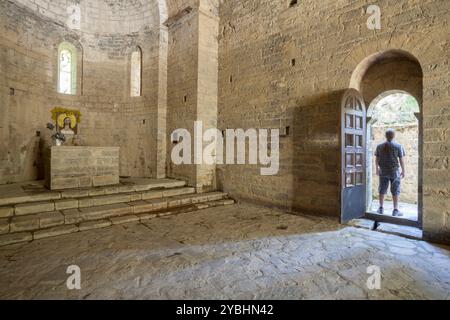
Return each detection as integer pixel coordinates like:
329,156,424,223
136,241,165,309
58,42,77,95
130,47,142,97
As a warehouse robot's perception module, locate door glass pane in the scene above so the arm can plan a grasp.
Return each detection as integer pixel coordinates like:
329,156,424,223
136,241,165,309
355,172,363,185
346,134,354,147
346,153,355,167
346,97,353,109
346,173,354,187
355,135,363,148
355,153,363,167
346,114,354,128
355,116,362,129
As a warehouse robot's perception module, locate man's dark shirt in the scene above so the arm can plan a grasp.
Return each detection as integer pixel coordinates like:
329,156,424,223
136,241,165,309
375,141,405,178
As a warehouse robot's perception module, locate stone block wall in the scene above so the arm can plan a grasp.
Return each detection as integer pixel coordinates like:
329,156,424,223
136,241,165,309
166,10,199,186
1,0,450,243
217,0,450,242
165,1,220,192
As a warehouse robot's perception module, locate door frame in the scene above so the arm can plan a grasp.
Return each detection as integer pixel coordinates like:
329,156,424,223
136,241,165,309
363,93,423,230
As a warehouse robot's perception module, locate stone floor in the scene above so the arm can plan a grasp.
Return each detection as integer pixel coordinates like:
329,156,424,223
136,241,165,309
0,203,449,300
370,200,418,221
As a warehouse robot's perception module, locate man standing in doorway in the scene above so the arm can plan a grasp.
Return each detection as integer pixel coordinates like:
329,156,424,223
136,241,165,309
375,129,406,217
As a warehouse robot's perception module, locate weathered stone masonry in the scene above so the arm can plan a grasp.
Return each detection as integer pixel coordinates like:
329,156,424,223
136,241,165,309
1,0,449,243
217,0,450,242
0,0,162,182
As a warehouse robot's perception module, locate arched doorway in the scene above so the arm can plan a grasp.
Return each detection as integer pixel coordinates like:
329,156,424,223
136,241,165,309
366,91,421,225
342,49,423,228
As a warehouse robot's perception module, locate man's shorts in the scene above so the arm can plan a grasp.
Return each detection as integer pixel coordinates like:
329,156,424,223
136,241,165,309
379,175,401,196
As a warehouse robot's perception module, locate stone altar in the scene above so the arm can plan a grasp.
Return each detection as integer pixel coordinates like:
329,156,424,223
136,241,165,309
45,146,120,190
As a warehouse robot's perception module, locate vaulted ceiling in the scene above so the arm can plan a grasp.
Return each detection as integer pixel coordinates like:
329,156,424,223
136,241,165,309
14,0,201,34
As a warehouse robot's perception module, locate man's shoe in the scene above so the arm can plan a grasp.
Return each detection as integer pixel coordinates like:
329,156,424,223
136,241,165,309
392,209,403,217
377,207,384,215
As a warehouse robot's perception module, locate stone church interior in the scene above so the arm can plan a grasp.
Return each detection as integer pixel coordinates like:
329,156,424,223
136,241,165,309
0,0,449,300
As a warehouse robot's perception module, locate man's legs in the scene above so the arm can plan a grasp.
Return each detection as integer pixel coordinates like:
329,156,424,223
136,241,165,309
393,195,399,210
378,176,389,214
391,177,402,216
379,194,385,209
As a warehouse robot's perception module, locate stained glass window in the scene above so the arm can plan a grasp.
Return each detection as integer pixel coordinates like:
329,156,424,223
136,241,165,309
130,48,142,97
59,50,72,94
58,42,77,94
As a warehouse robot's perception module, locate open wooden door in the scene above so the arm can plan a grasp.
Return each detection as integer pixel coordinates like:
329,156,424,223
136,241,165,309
341,89,367,223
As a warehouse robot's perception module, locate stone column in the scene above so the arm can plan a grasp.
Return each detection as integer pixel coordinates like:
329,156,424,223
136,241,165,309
156,25,169,179
195,2,219,193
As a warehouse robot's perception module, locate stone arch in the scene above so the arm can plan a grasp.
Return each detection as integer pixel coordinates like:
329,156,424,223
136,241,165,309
350,50,424,228
349,49,423,95
367,90,420,118
338,26,442,95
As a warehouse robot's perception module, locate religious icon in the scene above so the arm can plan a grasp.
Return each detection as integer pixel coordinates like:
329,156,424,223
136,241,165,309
57,114,77,135
48,107,82,146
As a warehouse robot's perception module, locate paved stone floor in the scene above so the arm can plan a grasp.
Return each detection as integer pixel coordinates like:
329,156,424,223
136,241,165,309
0,203,449,300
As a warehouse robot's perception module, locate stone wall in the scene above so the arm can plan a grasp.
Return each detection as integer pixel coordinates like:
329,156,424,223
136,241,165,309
217,0,450,242
371,124,419,203
166,10,199,186
0,1,162,183
165,1,219,192
1,0,450,244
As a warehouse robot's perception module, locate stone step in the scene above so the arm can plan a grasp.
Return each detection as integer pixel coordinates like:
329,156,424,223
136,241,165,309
1,187,196,218
0,178,186,207
0,191,230,235
0,193,61,209
131,192,229,214
0,195,235,247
